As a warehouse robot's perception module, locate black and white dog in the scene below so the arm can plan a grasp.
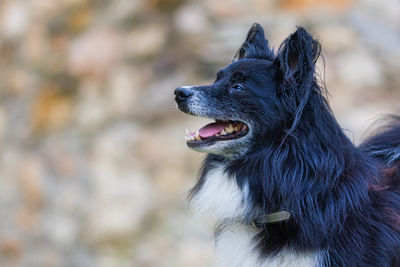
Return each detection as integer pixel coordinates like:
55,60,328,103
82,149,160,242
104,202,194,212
174,24,400,266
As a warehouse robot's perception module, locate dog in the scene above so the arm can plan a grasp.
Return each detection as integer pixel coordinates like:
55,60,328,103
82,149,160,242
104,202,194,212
174,23,400,267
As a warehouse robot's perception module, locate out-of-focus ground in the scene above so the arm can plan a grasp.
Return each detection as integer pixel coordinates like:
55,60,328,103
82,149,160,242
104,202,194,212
0,0,399,266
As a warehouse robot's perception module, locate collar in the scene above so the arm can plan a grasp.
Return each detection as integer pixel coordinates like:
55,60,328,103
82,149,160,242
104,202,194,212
215,210,292,235
250,210,291,228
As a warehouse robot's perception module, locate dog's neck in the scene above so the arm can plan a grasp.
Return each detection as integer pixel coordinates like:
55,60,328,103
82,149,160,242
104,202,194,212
192,124,374,248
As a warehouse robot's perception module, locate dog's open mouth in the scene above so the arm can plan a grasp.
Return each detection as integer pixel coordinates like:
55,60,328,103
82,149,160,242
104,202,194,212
185,120,248,145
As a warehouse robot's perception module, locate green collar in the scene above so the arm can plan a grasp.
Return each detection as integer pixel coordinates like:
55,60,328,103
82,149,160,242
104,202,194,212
215,211,292,235
251,210,291,227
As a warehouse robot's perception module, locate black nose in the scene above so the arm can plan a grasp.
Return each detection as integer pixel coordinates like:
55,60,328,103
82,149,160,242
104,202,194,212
174,87,193,103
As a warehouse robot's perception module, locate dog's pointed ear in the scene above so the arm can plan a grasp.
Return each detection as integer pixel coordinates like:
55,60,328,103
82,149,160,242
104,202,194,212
275,27,322,137
234,23,274,61
275,27,320,91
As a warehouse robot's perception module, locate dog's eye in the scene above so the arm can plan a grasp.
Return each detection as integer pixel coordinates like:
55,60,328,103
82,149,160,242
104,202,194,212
231,84,244,92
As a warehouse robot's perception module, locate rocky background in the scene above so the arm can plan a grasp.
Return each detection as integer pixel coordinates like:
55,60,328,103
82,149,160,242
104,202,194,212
0,0,398,266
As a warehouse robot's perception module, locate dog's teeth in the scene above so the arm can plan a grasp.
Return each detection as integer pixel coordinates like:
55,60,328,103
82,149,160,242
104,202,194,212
242,124,247,131
185,128,198,141
195,130,201,140
221,130,227,135
226,124,234,133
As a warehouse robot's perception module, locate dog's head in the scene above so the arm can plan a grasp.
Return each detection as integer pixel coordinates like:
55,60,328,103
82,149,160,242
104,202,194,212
175,23,321,157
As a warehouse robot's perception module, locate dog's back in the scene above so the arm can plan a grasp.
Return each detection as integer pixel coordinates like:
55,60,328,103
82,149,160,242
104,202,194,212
360,119,400,267
361,117,400,166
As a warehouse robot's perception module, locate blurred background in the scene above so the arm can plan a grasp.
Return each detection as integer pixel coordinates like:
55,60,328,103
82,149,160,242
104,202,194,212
0,0,399,266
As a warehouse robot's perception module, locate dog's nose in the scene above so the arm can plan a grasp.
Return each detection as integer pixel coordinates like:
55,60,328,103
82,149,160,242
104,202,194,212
174,87,193,103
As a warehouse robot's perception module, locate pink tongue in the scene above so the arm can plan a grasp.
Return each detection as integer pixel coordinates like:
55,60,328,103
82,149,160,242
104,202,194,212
199,122,228,138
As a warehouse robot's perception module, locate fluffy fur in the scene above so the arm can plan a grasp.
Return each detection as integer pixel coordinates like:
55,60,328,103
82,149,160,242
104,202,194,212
175,23,400,266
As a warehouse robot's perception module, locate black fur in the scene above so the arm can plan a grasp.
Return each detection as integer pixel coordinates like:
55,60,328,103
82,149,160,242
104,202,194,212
176,24,400,266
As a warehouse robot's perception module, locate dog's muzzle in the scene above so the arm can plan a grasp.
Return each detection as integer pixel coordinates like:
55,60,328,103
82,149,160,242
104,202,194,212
174,86,194,113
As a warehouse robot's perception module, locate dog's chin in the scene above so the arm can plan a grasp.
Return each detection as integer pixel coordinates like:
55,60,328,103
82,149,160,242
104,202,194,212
187,137,251,157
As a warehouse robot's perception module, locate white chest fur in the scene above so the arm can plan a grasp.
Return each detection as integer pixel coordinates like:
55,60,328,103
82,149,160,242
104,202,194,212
190,166,249,220
214,224,319,267
190,166,321,267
